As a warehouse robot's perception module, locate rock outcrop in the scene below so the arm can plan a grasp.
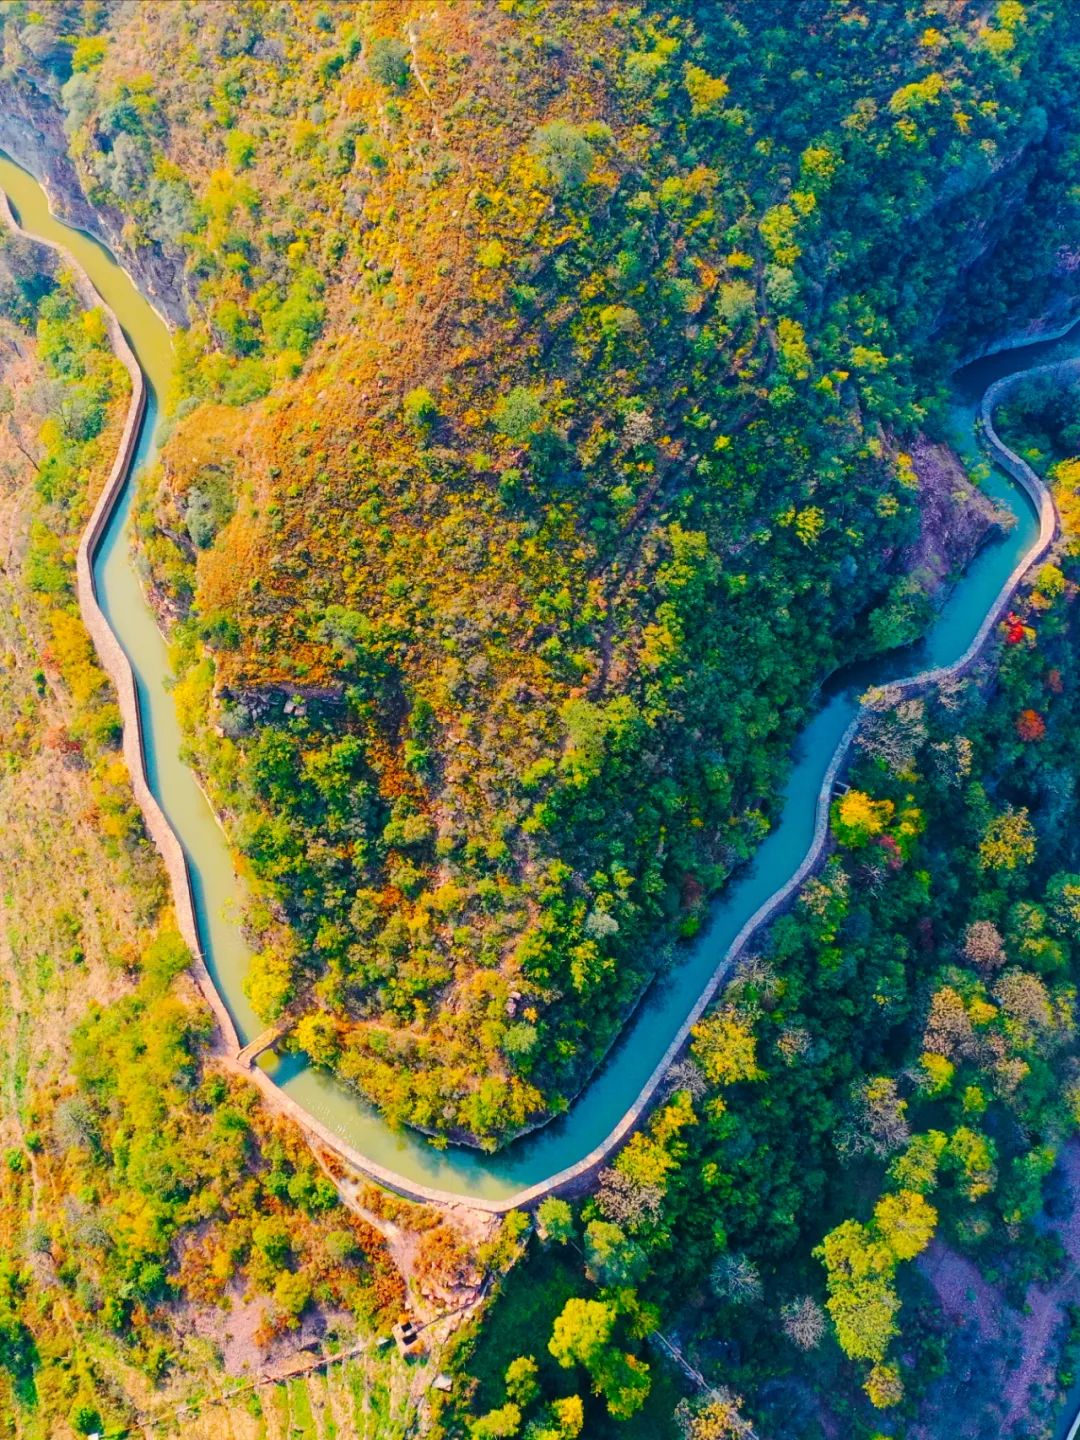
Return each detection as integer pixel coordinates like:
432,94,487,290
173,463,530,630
0,76,189,327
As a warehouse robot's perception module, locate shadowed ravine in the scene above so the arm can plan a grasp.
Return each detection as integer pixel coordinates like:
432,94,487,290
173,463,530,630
0,148,1074,1211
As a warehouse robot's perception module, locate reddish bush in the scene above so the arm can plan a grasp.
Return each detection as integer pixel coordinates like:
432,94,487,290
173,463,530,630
1004,612,1026,645
1016,709,1046,742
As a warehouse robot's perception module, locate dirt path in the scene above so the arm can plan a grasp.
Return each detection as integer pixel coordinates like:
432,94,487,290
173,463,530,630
1001,1144,1080,1431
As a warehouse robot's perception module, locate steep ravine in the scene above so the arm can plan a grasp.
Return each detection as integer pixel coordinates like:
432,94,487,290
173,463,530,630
0,79,189,326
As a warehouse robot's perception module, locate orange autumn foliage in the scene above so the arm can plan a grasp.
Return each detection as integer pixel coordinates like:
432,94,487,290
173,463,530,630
1016,708,1046,742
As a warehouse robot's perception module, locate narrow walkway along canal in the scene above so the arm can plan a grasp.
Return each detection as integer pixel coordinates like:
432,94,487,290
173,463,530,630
0,149,1074,1212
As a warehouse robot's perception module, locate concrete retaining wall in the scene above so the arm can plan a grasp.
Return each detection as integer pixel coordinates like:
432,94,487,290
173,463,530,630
3,186,1071,1214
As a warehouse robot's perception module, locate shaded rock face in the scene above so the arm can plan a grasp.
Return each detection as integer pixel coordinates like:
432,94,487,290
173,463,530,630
905,435,1012,586
0,76,190,327
946,295,1080,376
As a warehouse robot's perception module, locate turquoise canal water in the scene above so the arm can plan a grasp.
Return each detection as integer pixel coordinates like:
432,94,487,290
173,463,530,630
1,149,1075,1204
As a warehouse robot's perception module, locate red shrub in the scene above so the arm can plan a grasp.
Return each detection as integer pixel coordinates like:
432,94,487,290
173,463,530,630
1016,709,1046,742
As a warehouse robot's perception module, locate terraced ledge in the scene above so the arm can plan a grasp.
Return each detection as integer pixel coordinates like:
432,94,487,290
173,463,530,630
1,184,1070,1212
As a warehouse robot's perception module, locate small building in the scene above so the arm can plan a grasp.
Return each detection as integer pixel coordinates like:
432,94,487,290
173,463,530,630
392,1317,424,1358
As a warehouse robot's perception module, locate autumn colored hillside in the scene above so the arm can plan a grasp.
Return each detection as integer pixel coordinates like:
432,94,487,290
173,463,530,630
0,224,429,1438
6,1,1080,1145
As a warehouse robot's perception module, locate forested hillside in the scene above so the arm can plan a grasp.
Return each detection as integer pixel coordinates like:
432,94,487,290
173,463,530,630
8,3,1080,1440
0,194,418,1440
4,1,1077,1144
442,387,1080,1437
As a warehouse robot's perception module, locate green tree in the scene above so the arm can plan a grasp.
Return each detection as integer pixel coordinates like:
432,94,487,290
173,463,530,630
471,1403,522,1439
537,1197,574,1244
403,385,438,435
529,121,608,190
583,1220,645,1286
493,386,545,443
273,1269,312,1320
367,37,411,89
548,1297,650,1419
549,1296,615,1371
505,1354,540,1406
225,130,256,170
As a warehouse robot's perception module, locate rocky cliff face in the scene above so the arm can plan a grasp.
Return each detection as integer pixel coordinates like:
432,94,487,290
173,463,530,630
905,436,1011,587
0,76,189,328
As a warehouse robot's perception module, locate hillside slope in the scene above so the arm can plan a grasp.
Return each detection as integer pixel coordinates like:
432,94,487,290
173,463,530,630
0,228,422,1438
4,1,1080,1145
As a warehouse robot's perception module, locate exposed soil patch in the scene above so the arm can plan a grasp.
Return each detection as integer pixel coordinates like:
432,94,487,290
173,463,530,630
181,1280,355,1379
919,1236,1004,1345
1000,1143,1080,1432
911,1142,1080,1439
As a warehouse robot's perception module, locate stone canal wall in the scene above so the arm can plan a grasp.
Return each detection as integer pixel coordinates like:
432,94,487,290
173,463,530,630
1,187,1070,1213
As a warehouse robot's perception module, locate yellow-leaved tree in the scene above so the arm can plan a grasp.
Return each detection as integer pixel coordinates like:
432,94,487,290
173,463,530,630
691,1006,764,1088
979,805,1036,870
816,1187,938,1407
832,789,895,847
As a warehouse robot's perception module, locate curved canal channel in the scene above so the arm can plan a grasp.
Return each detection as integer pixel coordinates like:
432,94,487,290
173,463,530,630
0,149,1073,1211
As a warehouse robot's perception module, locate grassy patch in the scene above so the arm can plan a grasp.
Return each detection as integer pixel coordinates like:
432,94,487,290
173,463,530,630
288,1376,317,1437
